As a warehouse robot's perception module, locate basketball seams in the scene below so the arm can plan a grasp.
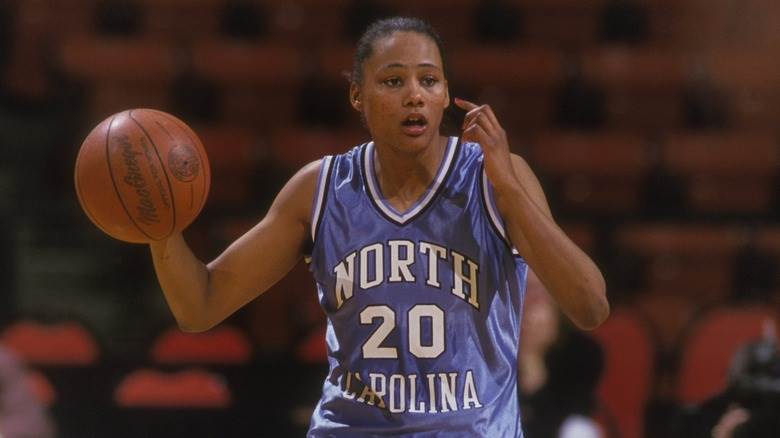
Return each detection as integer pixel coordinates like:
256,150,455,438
105,113,157,242
128,110,177,238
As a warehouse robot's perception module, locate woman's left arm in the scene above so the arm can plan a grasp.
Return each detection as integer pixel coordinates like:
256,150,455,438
455,98,609,329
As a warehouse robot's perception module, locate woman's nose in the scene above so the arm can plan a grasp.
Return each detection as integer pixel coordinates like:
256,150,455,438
404,83,424,107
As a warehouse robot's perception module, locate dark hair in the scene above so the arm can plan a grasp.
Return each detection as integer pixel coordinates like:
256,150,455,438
350,16,449,85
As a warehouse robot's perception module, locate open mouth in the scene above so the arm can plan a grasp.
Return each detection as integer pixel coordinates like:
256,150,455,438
402,114,428,127
401,114,428,136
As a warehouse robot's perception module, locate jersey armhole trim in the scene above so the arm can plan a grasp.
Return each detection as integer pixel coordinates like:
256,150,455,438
311,156,334,243
480,164,521,257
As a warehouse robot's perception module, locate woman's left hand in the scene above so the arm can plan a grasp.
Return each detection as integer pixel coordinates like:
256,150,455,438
454,97,518,192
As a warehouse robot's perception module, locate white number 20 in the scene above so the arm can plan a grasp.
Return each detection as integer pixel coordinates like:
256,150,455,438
360,304,445,359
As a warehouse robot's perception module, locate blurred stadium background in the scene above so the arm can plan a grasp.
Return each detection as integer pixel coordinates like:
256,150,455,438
0,0,778,437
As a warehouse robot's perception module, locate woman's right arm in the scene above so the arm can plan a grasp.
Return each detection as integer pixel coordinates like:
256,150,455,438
149,160,321,332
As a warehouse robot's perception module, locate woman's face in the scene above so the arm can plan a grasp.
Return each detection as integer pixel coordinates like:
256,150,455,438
351,31,450,153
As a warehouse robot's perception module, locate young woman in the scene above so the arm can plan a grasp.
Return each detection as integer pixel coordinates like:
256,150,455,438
149,17,608,437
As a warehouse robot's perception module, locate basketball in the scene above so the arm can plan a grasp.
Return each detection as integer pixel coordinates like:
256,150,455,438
74,109,210,243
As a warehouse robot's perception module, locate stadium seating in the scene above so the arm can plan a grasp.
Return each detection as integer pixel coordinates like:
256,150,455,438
0,319,100,366
663,132,779,215
615,224,745,300
2,1,780,436
675,306,778,405
150,325,253,366
592,308,655,438
529,132,651,214
112,367,239,438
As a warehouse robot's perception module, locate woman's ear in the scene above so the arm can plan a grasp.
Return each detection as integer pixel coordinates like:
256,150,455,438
349,83,362,112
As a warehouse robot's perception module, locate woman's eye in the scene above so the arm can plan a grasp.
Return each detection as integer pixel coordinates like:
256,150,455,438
383,78,402,87
421,76,438,86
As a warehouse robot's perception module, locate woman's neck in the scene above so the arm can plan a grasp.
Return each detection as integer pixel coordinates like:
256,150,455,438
372,135,449,211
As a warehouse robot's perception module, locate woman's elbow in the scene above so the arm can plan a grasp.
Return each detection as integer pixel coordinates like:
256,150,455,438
173,311,219,333
573,282,610,330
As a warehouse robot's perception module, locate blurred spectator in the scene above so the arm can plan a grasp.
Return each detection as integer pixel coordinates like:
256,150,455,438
343,0,395,41
0,1,13,69
598,0,648,45
519,270,604,438
474,0,523,43
554,59,606,130
682,67,731,129
296,74,349,127
94,0,143,37
639,140,686,219
0,214,16,325
731,239,778,303
603,249,645,302
170,63,221,124
0,346,55,438
219,0,267,41
673,324,780,438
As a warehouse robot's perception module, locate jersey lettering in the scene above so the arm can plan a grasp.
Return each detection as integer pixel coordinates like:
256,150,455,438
332,240,480,310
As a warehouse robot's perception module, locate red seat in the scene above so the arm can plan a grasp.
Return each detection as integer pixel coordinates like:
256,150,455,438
530,132,651,213
704,50,780,92
57,36,177,117
190,39,302,127
318,44,355,83
0,320,99,366
150,325,253,366
700,50,780,128
194,124,261,206
632,291,699,354
676,306,778,405
114,368,231,408
449,45,563,90
592,308,655,438
755,227,780,254
664,132,779,176
663,132,778,214
263,0,348,45
448,45,562,131
190,39,301,86
581,48,685,129
616,224,744,299
58,36,177,83
520,0,606,47
653,0,780,48
531,132,651,177
386,0,476,45
140,0,222,40
197,125,261,173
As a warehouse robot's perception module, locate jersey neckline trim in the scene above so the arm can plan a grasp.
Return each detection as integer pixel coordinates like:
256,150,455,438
361,136,460,226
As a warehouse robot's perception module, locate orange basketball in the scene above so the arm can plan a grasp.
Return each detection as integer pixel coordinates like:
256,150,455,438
74,109,210,243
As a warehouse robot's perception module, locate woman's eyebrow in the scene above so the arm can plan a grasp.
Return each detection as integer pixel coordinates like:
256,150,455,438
380,62,442,70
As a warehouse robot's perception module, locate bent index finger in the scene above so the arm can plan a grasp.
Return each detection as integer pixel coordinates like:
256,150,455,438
454,97,479,111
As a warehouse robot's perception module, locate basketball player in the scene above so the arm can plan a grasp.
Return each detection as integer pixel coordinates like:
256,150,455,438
149,17,608,437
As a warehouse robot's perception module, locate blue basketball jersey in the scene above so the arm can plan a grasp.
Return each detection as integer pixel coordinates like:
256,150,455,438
307,136,528,437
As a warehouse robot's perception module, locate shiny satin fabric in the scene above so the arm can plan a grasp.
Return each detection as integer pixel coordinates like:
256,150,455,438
307,138,527,437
